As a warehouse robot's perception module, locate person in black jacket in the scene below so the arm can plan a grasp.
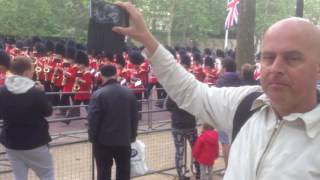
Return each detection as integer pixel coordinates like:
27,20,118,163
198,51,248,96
166,55,200,180
0,56,54,180
88,64,139,180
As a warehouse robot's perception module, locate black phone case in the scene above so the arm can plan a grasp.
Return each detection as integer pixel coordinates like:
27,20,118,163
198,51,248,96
88,0,129,55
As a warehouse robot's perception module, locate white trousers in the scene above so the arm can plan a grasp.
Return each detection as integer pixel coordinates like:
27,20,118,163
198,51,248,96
6,145,55,180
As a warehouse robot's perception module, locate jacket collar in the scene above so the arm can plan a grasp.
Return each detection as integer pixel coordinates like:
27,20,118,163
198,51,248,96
251,91,320,139
102,79,118,86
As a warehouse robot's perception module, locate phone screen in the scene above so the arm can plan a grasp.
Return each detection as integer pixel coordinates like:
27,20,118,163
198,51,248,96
88,0,129,54
91,0,129,27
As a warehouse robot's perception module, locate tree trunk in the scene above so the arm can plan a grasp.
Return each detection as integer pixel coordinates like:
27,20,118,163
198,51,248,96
296,0,304,17
167,0,176,46
236,0,256,70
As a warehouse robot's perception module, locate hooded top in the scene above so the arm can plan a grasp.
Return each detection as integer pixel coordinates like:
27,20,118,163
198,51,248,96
192,130,219,165
0,75,52,150
5,75,35,94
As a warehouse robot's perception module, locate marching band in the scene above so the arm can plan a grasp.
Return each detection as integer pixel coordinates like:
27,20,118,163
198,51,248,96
1,41,226,117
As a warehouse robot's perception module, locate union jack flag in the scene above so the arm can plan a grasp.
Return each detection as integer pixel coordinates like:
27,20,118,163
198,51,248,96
225,0,240,30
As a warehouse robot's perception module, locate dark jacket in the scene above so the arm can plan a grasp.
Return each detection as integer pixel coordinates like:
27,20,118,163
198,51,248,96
216,72,241,87
166,97,196,129
88,79,139,146
240,79,259,86
0,86,52,150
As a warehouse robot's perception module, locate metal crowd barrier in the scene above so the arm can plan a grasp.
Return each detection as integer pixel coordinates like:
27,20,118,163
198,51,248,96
0,87,188,179
0,129,181,180
0,84,228,179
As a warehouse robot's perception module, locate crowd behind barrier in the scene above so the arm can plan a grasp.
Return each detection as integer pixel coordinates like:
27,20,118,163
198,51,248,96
0,88,225,180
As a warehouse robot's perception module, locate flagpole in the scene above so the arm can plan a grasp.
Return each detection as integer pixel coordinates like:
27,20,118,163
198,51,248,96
224,29,229,50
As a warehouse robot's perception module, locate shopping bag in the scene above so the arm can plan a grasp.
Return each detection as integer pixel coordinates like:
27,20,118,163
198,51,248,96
130,140,148,176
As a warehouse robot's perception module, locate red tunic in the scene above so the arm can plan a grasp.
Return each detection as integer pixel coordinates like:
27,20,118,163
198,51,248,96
74,71,92,101
89,57,99,70
45,56,55,82
51,63,63,87
203,68,219,87
36,57,51,81
191,64,206,82
62,65,78,92
127,81,145,94
130,63,149,85
117,68,131,82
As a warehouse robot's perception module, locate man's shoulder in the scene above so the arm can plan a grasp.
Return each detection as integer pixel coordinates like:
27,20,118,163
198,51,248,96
25,86,45,97
94,83,133,96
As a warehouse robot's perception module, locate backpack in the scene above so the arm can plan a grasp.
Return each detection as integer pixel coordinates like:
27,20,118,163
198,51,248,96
231,91,263,142
231,90,320,142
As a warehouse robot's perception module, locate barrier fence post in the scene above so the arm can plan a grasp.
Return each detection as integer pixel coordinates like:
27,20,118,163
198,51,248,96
92,144,95,180
183,137,188,177
147,98,153,130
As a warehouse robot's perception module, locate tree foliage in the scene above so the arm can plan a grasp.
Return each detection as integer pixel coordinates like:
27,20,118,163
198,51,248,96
0,0,90,41
0,0,318,46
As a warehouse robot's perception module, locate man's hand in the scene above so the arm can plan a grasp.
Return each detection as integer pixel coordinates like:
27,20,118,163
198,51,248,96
112,2,159,55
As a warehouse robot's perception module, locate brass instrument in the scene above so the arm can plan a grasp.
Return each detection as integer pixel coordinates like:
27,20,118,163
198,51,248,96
35,66,42,81
61,62,71,86
72,71,83,92
35,66,42,73
51,67,60,84
72,77,81,92
44,67,50,73
61,71,68,86
43,66,50,81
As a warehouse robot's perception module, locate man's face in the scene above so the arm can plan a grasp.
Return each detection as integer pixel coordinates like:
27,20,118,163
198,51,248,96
260,20,320,112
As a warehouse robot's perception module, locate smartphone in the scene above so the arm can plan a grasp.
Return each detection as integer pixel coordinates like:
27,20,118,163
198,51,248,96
88,1,129,54
92,1,129,27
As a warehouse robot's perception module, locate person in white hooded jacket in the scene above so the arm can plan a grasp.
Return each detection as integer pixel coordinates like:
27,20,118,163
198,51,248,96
0,56,54,180
112,2,320,180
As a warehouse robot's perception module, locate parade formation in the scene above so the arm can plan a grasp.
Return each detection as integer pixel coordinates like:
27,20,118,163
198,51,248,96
0,38,257,117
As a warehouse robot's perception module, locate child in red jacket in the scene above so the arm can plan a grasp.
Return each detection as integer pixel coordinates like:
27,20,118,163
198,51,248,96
193,123,219,180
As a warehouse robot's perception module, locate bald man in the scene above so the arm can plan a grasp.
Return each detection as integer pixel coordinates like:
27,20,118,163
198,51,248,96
113,2,320,180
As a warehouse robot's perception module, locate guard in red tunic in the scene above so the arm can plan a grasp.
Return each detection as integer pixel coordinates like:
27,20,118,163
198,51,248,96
203,56,219,87
34,42,52,91
51,43,65,107
73,51,92,115
128,51,149,97
60,47,77,118
115,54,130,85
128,51,147,120
191,52,205,82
